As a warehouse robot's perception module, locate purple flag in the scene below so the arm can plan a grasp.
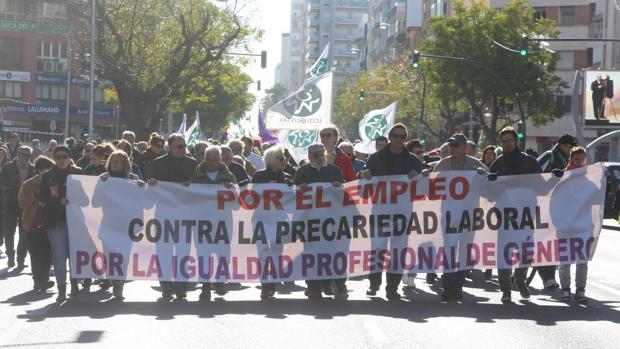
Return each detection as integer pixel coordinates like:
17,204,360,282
258,111,279,144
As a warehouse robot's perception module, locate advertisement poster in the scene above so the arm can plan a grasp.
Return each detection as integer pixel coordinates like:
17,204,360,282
584,70,620,126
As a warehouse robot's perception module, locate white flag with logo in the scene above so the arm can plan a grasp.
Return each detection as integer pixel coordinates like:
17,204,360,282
185,112,204,147
308,43,330,78
178,114,187,135
278,129,319,164
266,72,333,131
356,102,398,154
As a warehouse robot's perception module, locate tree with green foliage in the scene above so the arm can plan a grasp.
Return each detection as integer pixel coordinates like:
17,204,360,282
74,0,260,139
420,0,565,144
261,83,288,112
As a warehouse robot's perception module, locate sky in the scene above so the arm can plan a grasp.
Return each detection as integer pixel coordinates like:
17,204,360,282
243,0,291,117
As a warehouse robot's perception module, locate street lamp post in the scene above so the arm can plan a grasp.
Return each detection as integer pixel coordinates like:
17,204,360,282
64,34,71,139
88,0,96,141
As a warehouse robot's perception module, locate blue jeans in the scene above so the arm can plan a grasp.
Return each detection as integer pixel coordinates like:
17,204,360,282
47,222,70,285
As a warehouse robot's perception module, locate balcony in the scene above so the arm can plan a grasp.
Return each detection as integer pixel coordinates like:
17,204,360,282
307,16,320,28
335,0,369,11
307,31,320,43
333,32,358,41
335,16,359,26
307,0,320,13
333,50,357,59
306,48,320,60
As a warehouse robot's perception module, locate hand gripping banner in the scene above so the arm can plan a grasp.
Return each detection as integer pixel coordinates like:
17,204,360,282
67,165,606,283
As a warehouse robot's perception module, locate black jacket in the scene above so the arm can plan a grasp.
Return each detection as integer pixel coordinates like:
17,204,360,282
363,143,422,176
151,154,198,183
38,165,83,228
253,168,294,185
84,163,106,176
0,159,36,206
228,161,250,187
489,147,542,176
76,155,90,169
294,163,343,185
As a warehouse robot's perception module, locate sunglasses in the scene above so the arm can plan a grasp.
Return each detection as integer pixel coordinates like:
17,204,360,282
55,155,69,160
390,134,406,139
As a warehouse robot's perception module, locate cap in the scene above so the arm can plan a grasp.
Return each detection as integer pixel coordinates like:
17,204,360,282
557,134,577,146
307,143,325,154
447,134,468,145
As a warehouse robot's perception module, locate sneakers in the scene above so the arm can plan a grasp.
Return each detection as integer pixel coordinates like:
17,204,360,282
366,286,379,296
516,281,530,299
56,285,67,303
561,288,571,302
575,288,589,304
426,273,437,284
544,279,559,290
7,254,15,268
501,291,511,303
483,269,492,279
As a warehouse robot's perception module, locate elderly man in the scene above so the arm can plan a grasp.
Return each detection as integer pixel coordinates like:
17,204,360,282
338,141,365,175
0,146,36,269
294,143,345,300
361,124,423,300
221,145,249,187
148,133,198,300
429,134,487,301
191,145,236,301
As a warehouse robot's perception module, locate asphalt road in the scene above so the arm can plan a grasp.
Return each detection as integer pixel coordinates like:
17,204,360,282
0,226,619,349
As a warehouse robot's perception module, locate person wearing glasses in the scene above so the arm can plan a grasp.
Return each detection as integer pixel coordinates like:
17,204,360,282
0,146,36,270
427,134,487,302
487,126,543,304
148,133,198,301
142,132,167,181
294,143,344,300
38,146,83,302
360,124,423,300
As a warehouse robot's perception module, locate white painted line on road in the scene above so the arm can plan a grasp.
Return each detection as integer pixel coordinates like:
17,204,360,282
363,322,388,343
588,280,620,297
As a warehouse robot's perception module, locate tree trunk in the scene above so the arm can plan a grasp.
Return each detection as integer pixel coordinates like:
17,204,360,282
118,92,160,141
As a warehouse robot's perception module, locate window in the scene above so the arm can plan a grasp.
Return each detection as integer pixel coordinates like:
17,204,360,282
560,6,576,26
555,95,572,113
557,51,575,70
37,41,68,73
0,37,23,70
79,86,104,103
0,0,23,18
30,2,67,19
533,7,547,20
0,81,22,98
36,84,67,101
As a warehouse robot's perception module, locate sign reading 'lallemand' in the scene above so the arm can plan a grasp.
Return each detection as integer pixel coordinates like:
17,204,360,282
67,165,605,283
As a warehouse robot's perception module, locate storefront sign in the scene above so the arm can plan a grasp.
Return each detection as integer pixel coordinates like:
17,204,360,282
0,70,30,82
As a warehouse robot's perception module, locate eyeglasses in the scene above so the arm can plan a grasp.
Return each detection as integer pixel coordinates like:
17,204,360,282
320,133,333,138
390,134,406,139
55,155,69,160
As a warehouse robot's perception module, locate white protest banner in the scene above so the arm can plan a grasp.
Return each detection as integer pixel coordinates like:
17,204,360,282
266,72,333,130
356,102,398,155
67,165,605,283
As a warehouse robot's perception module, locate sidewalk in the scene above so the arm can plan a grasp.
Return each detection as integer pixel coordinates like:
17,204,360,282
603,219,620,231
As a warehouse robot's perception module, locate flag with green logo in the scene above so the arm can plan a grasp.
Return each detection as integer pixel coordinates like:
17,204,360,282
278,129,319,164
185,112,205,148
266,72,333,130
309,43,330,78
357,102,398,154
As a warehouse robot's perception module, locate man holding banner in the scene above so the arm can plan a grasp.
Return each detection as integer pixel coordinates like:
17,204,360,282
148,133,198,300
360,124,423,300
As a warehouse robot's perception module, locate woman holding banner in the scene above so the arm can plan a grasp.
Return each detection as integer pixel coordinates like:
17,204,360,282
252,145,293,300
38,146,83,303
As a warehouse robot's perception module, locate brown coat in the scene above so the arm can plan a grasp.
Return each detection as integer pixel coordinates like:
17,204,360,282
18,173,42,232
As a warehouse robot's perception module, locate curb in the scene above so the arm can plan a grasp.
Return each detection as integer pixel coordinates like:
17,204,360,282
603,224,620,231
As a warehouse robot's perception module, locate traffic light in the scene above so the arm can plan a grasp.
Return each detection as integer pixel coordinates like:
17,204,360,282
260,50,267,68
359,89,365,103
519,35,528,56
412,50,421,69
517,120,526,139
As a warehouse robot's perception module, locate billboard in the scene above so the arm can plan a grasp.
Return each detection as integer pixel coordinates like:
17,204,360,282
584,70,620,127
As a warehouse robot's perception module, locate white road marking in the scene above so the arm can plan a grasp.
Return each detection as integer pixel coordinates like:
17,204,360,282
363,322,388,343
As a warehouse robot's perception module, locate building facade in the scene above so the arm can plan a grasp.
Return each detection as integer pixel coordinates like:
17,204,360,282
0,0,117,140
